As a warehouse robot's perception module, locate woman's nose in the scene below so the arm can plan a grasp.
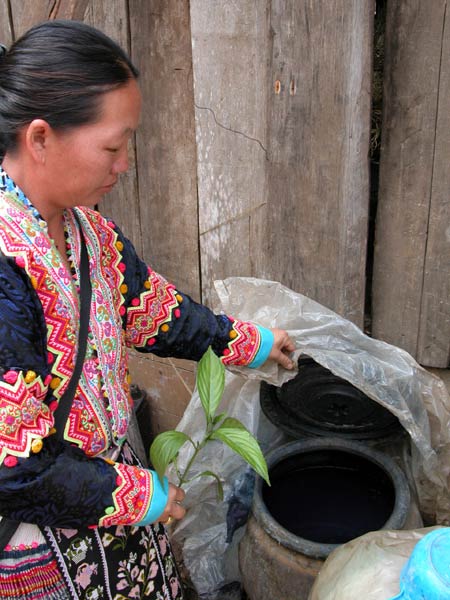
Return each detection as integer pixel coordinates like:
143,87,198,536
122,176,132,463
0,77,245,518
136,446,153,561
112,148,129,174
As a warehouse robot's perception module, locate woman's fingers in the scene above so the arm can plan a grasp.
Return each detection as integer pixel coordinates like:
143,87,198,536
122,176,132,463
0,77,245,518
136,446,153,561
273,347,295,370
269,328,296,369
158,483,186,524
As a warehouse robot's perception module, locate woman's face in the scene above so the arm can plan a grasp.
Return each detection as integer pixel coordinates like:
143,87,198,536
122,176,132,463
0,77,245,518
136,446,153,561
44,78,142,208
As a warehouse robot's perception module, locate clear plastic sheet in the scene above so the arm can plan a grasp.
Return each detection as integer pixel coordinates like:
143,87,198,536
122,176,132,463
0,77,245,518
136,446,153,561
169,278,450,598
308,527,442,600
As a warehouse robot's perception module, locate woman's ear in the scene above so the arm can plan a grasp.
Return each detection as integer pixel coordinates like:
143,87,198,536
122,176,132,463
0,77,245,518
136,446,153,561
25,119,52,163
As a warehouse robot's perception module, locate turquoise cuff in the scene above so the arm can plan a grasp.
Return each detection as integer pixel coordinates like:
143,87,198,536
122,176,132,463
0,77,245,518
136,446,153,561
248,326,274,369
136,472,169,526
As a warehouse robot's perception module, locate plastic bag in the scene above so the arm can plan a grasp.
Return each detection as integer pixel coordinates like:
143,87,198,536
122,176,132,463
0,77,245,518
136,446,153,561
308,527,442,600
169,278,450,598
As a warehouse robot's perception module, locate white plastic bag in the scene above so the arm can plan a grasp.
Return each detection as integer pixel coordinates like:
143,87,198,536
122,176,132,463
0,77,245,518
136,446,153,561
308,527,442,600
169,278,450,598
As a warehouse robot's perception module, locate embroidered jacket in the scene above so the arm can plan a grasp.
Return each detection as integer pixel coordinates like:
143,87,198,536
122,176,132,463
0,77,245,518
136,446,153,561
0,167,273,529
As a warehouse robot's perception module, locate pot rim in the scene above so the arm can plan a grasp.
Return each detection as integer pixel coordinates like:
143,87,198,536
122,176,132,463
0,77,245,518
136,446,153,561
252,437,411,559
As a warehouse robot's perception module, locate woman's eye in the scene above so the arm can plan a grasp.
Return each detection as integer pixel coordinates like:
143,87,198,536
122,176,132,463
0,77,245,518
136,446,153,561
106,147,119,153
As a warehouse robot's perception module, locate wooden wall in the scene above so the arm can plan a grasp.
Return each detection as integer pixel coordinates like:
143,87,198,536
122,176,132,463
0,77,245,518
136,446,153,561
0,1,448,427
372,0,450,367
191,1,373,326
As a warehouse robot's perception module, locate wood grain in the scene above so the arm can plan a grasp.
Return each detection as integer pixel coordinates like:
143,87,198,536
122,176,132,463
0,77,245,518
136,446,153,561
417,6,450,367
190,0,270,307
4,0,448,367
9,0,89,37
264,0,373,326
129,0,200,300
0,1,13,45
372,0,449,365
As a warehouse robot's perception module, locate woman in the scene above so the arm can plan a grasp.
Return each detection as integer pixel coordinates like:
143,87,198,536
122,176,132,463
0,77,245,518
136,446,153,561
0,20,295,600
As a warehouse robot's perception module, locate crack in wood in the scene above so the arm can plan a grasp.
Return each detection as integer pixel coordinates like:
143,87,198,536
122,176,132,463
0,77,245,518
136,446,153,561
194,102,268,157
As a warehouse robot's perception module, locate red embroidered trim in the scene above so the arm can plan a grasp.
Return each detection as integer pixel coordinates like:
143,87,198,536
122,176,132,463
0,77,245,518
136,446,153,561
99,463,152,527
30,260,75,397
125,269,179,347
0,373,53,464
221,319,261,366
0,231,76,401
65,379,108,456
0,206,132,455
0,548,66,597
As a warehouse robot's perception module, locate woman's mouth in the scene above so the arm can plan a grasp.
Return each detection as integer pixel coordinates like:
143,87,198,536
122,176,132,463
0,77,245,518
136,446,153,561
100,181,117,192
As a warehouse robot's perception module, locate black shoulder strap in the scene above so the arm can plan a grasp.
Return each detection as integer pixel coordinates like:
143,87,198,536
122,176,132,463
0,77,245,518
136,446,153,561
0,210,92,549
53,212,92,438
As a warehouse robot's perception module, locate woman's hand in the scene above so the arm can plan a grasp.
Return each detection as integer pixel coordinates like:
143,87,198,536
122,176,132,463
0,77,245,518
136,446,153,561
269,328,296,370
158,483,186,526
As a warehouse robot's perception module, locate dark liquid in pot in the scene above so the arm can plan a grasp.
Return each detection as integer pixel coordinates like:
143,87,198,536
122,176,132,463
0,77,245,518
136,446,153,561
262,449,395,544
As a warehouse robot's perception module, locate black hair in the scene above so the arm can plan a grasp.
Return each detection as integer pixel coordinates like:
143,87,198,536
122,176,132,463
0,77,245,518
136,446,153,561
0,20,139,160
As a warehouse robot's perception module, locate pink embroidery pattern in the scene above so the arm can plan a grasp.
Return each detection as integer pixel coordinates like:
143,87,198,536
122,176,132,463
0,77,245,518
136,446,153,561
0,373,53,464
0,201,128,457
221,319,261,366
99,463,152,527
84,211,130,440
65,209,131,448
30,257,76,397
125,268,180,348
65,366,109,456
0,213,76,403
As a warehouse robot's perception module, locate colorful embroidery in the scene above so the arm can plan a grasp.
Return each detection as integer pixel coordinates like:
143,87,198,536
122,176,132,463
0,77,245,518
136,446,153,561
99,463,152,528
44,522,184,600
125,268,180,348
0,168,262,539
0,189,132,457
0,544,68,599
30,257,76,398
70,210,131,445
221,318,261,366
0,203,77,405
0,372,53,464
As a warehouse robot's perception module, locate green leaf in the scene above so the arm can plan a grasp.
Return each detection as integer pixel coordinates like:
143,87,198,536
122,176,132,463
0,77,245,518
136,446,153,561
194,470,224,501
197,346,225,423
212,412,227,426
149,430,190,484
211,417,270,486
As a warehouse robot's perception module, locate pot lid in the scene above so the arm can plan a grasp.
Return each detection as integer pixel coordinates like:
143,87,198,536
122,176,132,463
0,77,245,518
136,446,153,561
260,356,403,440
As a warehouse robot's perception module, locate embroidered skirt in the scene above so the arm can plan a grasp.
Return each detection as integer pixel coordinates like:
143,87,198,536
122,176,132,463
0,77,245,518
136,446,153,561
0,541,67,599
0,442,184,600
0,522,184,600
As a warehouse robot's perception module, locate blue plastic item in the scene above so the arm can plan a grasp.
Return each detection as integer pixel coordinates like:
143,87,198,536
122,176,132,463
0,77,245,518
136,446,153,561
389,528,450,599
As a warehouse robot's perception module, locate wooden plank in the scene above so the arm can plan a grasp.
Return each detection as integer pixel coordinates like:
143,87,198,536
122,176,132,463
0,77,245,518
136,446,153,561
200,218,252,308
128,351,196,445
129,0,200,300
52,0,89,20
264,0,373,327
9,0,89,37
8,0,54,36
372,1,447,361
0,1,13,45
190,0,270,307
84,1,144,258
417,8,450,367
